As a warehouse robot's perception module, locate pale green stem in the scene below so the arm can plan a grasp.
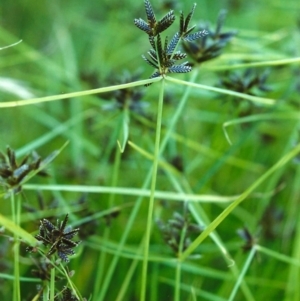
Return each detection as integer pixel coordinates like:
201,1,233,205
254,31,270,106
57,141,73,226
50,265,55,301
60,263,82,300
43,284,49,301
228,246,256,301
165,76,275,106
175,219,188,301
140,79,165,301
95,70,199,301
175,259,182,301
11,192,21,301
0,77,161,108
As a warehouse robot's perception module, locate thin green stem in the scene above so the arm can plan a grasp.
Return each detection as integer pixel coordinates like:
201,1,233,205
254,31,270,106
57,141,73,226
228,247,256,301
10,192,16,223
11,192,21,301
140,79,165,301
0,77,162,108
60,263,82,300
50,264,55,301
43,284,49,301
175,223,187,301
95,71,199,301
0,39,22,50
23,183,237,203
165,76,275,105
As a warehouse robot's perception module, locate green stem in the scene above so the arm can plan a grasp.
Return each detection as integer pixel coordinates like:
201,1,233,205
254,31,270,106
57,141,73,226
60,263,82,300
175,216,188,301
228,246,256,301
175,260,181,301
50,264,55,301
165,76,275,106
11,192,21,301
95,71,198,301
43,283,49,301
0,77,162,108
140,79,165,301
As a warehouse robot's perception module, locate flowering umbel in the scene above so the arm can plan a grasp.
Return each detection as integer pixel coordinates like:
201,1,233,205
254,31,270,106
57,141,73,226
0,146,54,197
33,214,81,262
183,10,237,64
157,208,202,256
134,0,208,84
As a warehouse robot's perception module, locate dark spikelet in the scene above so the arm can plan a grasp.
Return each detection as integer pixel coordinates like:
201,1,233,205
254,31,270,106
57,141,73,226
142,55,158,68
148,49,157,61
172,52,187,60
168,64,192,73
157,10,175,33
184,3,196,32
60,213,69,231
43,219,55,232
179,3,207,41
183,30,209,42
167,32,180,54
145,0,156,26
58,251,70,262
165,59,176,68
179,11,184,34
134,18,151,34
7,147,17,169
216,10,227,35
149,35,156,49
62,237,81,248
156,34,163,64
64,228,81,240
13,164,29,178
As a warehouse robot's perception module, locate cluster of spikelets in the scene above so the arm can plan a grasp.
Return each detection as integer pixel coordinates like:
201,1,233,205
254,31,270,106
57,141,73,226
134,0,208,82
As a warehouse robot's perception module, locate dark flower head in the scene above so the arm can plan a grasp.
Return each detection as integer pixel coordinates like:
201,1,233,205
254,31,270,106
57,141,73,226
142,34,192,85
32,214,81,263
101,71,148,114
219,68,271,95
179,3,208,41
0,147,50,197
237,227,258,252
157,205,202,256
134,1,208,85
183,10,237,64
60,287,79,301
